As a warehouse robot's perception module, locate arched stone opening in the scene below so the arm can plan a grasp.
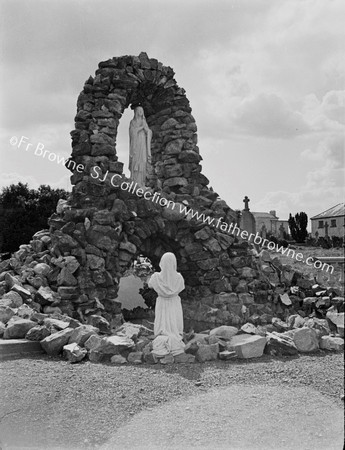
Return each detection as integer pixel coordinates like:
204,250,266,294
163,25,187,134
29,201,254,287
69,52,204,200
49,53,266,328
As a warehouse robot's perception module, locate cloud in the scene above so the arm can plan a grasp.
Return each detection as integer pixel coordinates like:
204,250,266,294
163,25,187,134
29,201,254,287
253,134,344,219
0,171,71,193
302,90,345,132
1,0,344,222
232,93,310,138
301,135,344,169
1,73,77,130
0,172,41,190
253,184,344,223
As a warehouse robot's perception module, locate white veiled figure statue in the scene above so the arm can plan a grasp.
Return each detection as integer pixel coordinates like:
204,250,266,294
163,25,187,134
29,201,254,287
148,252,186,357
129,105,152,186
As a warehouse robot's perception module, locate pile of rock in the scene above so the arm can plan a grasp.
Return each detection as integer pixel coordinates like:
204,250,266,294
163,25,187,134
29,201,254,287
0,224,344,363
1,275,343,365
183,247,344,330
63,310,342,363
0,228,124,328
181,316,344,363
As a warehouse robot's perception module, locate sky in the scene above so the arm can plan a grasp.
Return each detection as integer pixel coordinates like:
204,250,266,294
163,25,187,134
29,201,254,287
0,0,344,222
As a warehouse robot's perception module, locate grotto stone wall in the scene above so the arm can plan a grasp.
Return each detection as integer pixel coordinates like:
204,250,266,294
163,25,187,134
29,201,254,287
43,53,317,328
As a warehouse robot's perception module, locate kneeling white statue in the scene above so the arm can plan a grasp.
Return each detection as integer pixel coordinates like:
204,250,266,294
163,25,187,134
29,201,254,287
148,252,186,357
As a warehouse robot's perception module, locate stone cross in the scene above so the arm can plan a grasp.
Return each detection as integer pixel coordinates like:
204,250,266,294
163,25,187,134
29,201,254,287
243,196,250,211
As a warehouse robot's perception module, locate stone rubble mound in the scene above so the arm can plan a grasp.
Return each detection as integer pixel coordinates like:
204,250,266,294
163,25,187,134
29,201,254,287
1,245,343,364
0,225,344,364
0,207,343,365
0,227,124,328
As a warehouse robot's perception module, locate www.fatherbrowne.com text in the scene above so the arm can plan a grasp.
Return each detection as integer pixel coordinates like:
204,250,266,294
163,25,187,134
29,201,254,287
89,167,334,275
10,136,335,275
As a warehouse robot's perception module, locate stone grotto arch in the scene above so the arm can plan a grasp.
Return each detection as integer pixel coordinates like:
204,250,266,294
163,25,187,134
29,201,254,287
48,53,277,328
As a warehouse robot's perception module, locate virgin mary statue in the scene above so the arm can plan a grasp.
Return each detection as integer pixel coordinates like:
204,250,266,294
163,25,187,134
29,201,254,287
129,105,152,187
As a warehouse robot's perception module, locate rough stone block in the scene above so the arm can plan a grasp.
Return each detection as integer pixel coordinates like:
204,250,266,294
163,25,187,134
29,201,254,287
0,321,5,337
293,328,319,353
69,325,99,346
63,256,80,274
43,306,62,315
57,267,78,286
33,263,51,276
88,315,111,333
227,334,267,359
326,310,344,328
86,254,105,270
241,267,257,278
1,291,23,308
25,325,51,341
265,332,298,356
35,286,56,305
93,210,116,226
209,325,238,341
280,293,292,306
43,318,70,331
17,304,34,319
127,351,143,364
184,341,199,355
174,352,195,363
3,318,36,339
110,354,127,364
218,350,237,360
143,351,158,364
241,323,258,334
63,342,87,363
40,327,74,356
195,343,219,362
287,315,305,329
88,349,107,363
320,336,344,351
207,335,227,349
84,334,102,351
272,317,289,332
304,318,330,337
0,306,15,324
11,284,32,300
115,322,151,340
98,335,135,355
57,286,79,300
4,273,20,289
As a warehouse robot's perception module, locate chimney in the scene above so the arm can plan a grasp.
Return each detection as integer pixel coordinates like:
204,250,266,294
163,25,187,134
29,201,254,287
269,210,277,217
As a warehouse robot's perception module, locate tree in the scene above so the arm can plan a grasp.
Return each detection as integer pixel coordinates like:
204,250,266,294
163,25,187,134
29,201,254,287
0,183,69,253
288,212,308,243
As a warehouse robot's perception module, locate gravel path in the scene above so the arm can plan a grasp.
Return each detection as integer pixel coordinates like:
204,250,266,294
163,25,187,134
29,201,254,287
0,353,343,449
102,384,344,450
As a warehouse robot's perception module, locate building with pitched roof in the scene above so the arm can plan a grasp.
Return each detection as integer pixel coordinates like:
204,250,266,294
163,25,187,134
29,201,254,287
251,210,289,239
310,203,345,238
